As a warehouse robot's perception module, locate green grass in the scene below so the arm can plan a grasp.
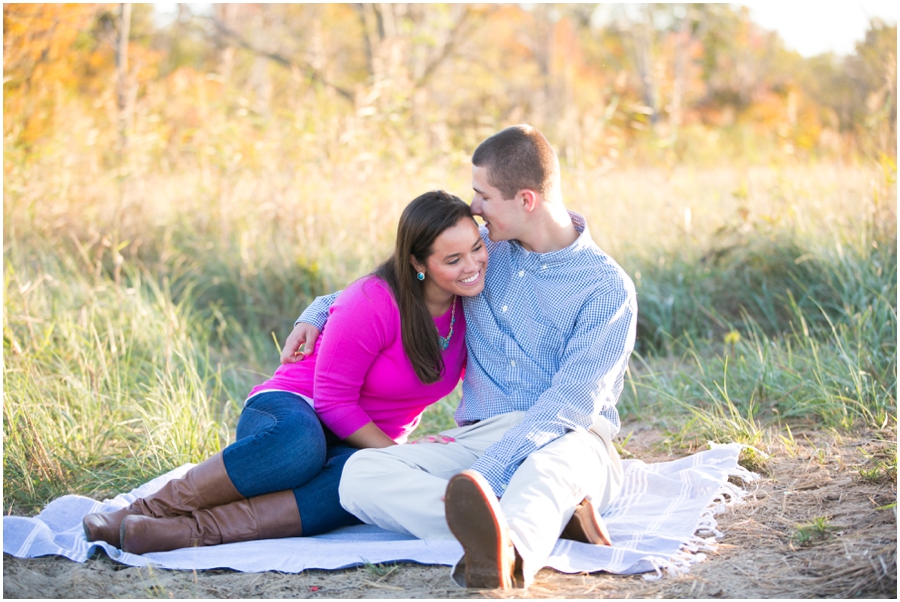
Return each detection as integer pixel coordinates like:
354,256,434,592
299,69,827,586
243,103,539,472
416,385,462,435
3,160,896,514
791,516,837,547
360,561,399,579
857,441,898,484
3,254,242,512
619,225,897,449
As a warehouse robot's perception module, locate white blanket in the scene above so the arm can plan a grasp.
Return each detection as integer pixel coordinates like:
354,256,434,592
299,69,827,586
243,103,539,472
3,443,755,578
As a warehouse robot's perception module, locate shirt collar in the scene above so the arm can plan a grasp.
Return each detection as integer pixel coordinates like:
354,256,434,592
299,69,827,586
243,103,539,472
510,211,594,268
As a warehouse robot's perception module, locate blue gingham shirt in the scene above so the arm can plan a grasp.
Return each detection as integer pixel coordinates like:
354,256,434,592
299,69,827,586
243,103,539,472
298,212,637,497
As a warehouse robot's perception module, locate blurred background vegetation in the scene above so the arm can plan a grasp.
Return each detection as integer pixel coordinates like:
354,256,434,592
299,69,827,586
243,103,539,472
3,4,896,513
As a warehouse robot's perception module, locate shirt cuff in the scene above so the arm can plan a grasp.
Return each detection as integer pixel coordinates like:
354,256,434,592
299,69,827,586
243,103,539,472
469,455,511,498
296,311,327,331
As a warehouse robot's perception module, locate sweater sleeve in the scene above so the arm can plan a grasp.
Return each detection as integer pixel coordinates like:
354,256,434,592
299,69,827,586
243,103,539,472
312,279,396,439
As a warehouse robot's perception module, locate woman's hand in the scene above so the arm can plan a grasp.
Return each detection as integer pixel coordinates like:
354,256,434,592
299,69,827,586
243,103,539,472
344,422,397,449
408,434,456,445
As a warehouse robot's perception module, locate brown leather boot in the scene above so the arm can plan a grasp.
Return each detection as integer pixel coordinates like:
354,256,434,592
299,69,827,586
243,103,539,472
560,498,612,546
82,507,141,549
83,452,243,548
445,471,518,590
120,490,303,555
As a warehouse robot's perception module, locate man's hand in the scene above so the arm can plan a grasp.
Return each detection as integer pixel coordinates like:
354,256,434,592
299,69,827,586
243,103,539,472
280,323,321,364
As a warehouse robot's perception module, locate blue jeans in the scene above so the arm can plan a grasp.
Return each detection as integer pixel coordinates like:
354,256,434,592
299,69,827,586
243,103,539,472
221,391,361,536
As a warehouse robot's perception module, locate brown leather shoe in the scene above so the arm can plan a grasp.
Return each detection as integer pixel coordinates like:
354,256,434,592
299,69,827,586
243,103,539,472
560,498,612,546
452,552,524,589
445,471,516,590
83,452,243,548
121,490,303,555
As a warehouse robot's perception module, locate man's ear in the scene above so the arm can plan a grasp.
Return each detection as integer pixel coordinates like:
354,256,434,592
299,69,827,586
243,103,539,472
518,189,539,212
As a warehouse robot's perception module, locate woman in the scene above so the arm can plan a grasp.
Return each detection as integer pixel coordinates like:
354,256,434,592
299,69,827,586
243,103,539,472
82,190,488,554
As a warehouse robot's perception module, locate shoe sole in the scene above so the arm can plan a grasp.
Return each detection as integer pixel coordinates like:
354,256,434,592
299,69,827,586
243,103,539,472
445,472,512,590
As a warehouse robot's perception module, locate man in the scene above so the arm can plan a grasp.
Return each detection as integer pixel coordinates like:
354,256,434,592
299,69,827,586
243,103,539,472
283,125,637,589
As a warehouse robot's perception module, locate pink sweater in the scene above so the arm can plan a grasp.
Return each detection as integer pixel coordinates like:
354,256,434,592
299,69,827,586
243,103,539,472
248,275,466,443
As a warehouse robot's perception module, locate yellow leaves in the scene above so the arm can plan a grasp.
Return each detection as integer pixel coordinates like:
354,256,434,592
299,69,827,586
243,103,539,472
3,4,100,87
4,4,106,146
1,3,892,168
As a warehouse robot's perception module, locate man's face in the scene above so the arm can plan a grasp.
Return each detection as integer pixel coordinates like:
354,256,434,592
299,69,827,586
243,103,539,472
471,165,521,242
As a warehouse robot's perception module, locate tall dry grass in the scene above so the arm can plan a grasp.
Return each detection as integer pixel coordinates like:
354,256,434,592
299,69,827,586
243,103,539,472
3,129,896,512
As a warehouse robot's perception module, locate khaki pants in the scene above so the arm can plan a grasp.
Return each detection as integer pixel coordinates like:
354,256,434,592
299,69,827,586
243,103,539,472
339,411,624,587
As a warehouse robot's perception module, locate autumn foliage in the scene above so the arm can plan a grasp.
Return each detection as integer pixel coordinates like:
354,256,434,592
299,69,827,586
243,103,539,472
3,3,896,173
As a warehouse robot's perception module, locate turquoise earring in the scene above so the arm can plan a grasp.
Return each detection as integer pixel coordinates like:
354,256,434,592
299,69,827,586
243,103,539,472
417,272,425,281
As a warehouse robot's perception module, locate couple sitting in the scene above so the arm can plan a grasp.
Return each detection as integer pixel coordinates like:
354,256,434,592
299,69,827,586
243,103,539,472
83,124,637,590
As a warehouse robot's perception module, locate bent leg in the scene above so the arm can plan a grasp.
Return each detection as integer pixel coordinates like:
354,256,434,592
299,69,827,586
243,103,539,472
339,412,527,539
85,391,324,548
121,489,304,554
291,444,362,536
500,418,623,588
339,441,474,539
124,444,368,553
224,392,328,497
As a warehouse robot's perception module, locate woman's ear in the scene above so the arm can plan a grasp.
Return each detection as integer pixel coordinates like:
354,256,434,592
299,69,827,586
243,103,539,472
409,254,425,274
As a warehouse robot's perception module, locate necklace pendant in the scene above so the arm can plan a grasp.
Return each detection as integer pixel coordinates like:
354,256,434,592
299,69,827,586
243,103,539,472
436,295,456,352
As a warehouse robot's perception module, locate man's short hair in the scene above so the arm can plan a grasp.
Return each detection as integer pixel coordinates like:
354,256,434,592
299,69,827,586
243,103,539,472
472,124,559,201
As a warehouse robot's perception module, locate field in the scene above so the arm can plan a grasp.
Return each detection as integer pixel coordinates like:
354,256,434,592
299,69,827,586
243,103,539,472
3,151,896,597
4,3,897,597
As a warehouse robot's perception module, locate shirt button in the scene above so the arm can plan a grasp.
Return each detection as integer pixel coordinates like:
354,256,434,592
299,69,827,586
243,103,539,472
518,270,524,277
541,264,547,269
510,360,516,367
502,305,508,312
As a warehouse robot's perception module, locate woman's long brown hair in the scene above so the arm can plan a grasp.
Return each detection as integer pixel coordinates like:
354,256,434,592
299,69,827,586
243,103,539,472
373,190,474,384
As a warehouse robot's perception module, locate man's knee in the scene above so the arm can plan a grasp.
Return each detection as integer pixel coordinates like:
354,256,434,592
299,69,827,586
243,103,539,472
338,448,395,508
510,431,616,499
522,433,591,475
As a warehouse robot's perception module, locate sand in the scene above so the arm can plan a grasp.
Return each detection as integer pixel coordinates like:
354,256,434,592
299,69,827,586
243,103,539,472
4,428,896,599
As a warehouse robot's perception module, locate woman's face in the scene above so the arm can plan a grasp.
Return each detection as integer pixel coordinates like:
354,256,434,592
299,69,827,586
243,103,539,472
414,217,488,298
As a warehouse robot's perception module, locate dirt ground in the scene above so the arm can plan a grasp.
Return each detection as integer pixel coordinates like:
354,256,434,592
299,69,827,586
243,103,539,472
4,427,896,599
